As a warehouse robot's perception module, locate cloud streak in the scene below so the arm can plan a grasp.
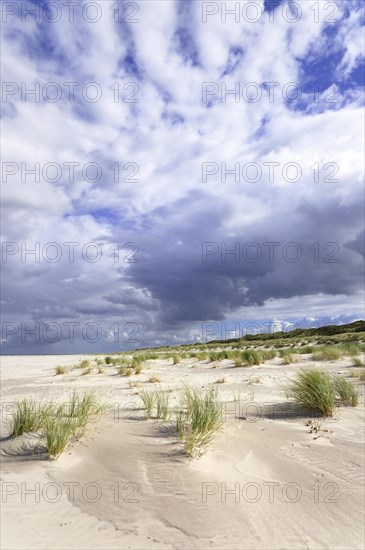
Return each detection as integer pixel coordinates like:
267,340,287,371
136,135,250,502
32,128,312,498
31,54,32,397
1,0,364,352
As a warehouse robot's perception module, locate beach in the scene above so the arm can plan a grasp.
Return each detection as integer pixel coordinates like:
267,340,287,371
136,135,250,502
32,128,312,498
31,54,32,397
1,352,364,549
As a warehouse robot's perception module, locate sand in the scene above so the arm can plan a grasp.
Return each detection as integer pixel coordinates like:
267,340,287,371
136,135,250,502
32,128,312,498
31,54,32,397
1,353,364,549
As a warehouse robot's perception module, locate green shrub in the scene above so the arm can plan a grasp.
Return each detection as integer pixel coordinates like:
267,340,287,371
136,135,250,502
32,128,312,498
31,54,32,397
105,356,112,365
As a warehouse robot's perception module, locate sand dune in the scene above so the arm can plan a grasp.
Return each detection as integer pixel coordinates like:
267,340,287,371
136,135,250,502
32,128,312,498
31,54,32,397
1,354,364,549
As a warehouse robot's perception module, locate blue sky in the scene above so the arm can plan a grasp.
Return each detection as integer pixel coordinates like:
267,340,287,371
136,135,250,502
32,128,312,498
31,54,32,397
1,0,364,353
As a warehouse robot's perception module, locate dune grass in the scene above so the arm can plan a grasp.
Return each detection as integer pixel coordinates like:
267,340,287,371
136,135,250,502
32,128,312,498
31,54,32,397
286,368,360,416
148,375,160,383
139,389,155,419
155,392,170,421
10,392,106,459
312,346,342,361
44,416,76,459
352,356,364,367
176,385,222,457
57,391,107,439
286,369,335,416
282,353,295,365
312,343,363,362
44,392,106,458
79,360,90,369
10,399,50,436
82,366,93,375
173,354,181,364
55,366,67,375
333,376,359,406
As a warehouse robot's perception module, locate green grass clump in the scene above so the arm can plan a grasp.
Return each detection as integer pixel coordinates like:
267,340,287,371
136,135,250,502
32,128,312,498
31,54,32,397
333,376,359,406
10,393,106,459
286,369,335,416
119,366,134,376
80,360,90,369
148,375,160,383
176,385,222,457
132,357,142,369
44,417,75,459
155,392,170,421
105,356,112,365
82,367,92,375
59,391,106,436
282,354,295,365
139,389,155,419
173,354,181,365
312,346,342,361
55,366,67,375
10,399,49,437
261,350,277,360
241,350,262,366
286,369,360,415
340,343,362,356
299,346,314,355
352,357,364,367
145,352,158,360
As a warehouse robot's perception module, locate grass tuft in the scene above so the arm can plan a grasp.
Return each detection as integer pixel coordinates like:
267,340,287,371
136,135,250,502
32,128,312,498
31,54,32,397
139,389,155,419
333,376,359,406
155,392,170,421
10,399,49,437
286,369,335,416
176,385,222,457
55,366,67,375
148,375,160,383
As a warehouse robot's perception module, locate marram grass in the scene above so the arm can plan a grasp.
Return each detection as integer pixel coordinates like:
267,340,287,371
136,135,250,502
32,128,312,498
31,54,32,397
176,385,222,457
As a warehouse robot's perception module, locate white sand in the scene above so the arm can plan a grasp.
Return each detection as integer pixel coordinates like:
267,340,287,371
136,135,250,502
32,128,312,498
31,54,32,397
1,353,364,549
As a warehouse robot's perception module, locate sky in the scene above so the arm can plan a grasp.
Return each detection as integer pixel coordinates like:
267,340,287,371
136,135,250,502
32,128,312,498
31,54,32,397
1,0,364,354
